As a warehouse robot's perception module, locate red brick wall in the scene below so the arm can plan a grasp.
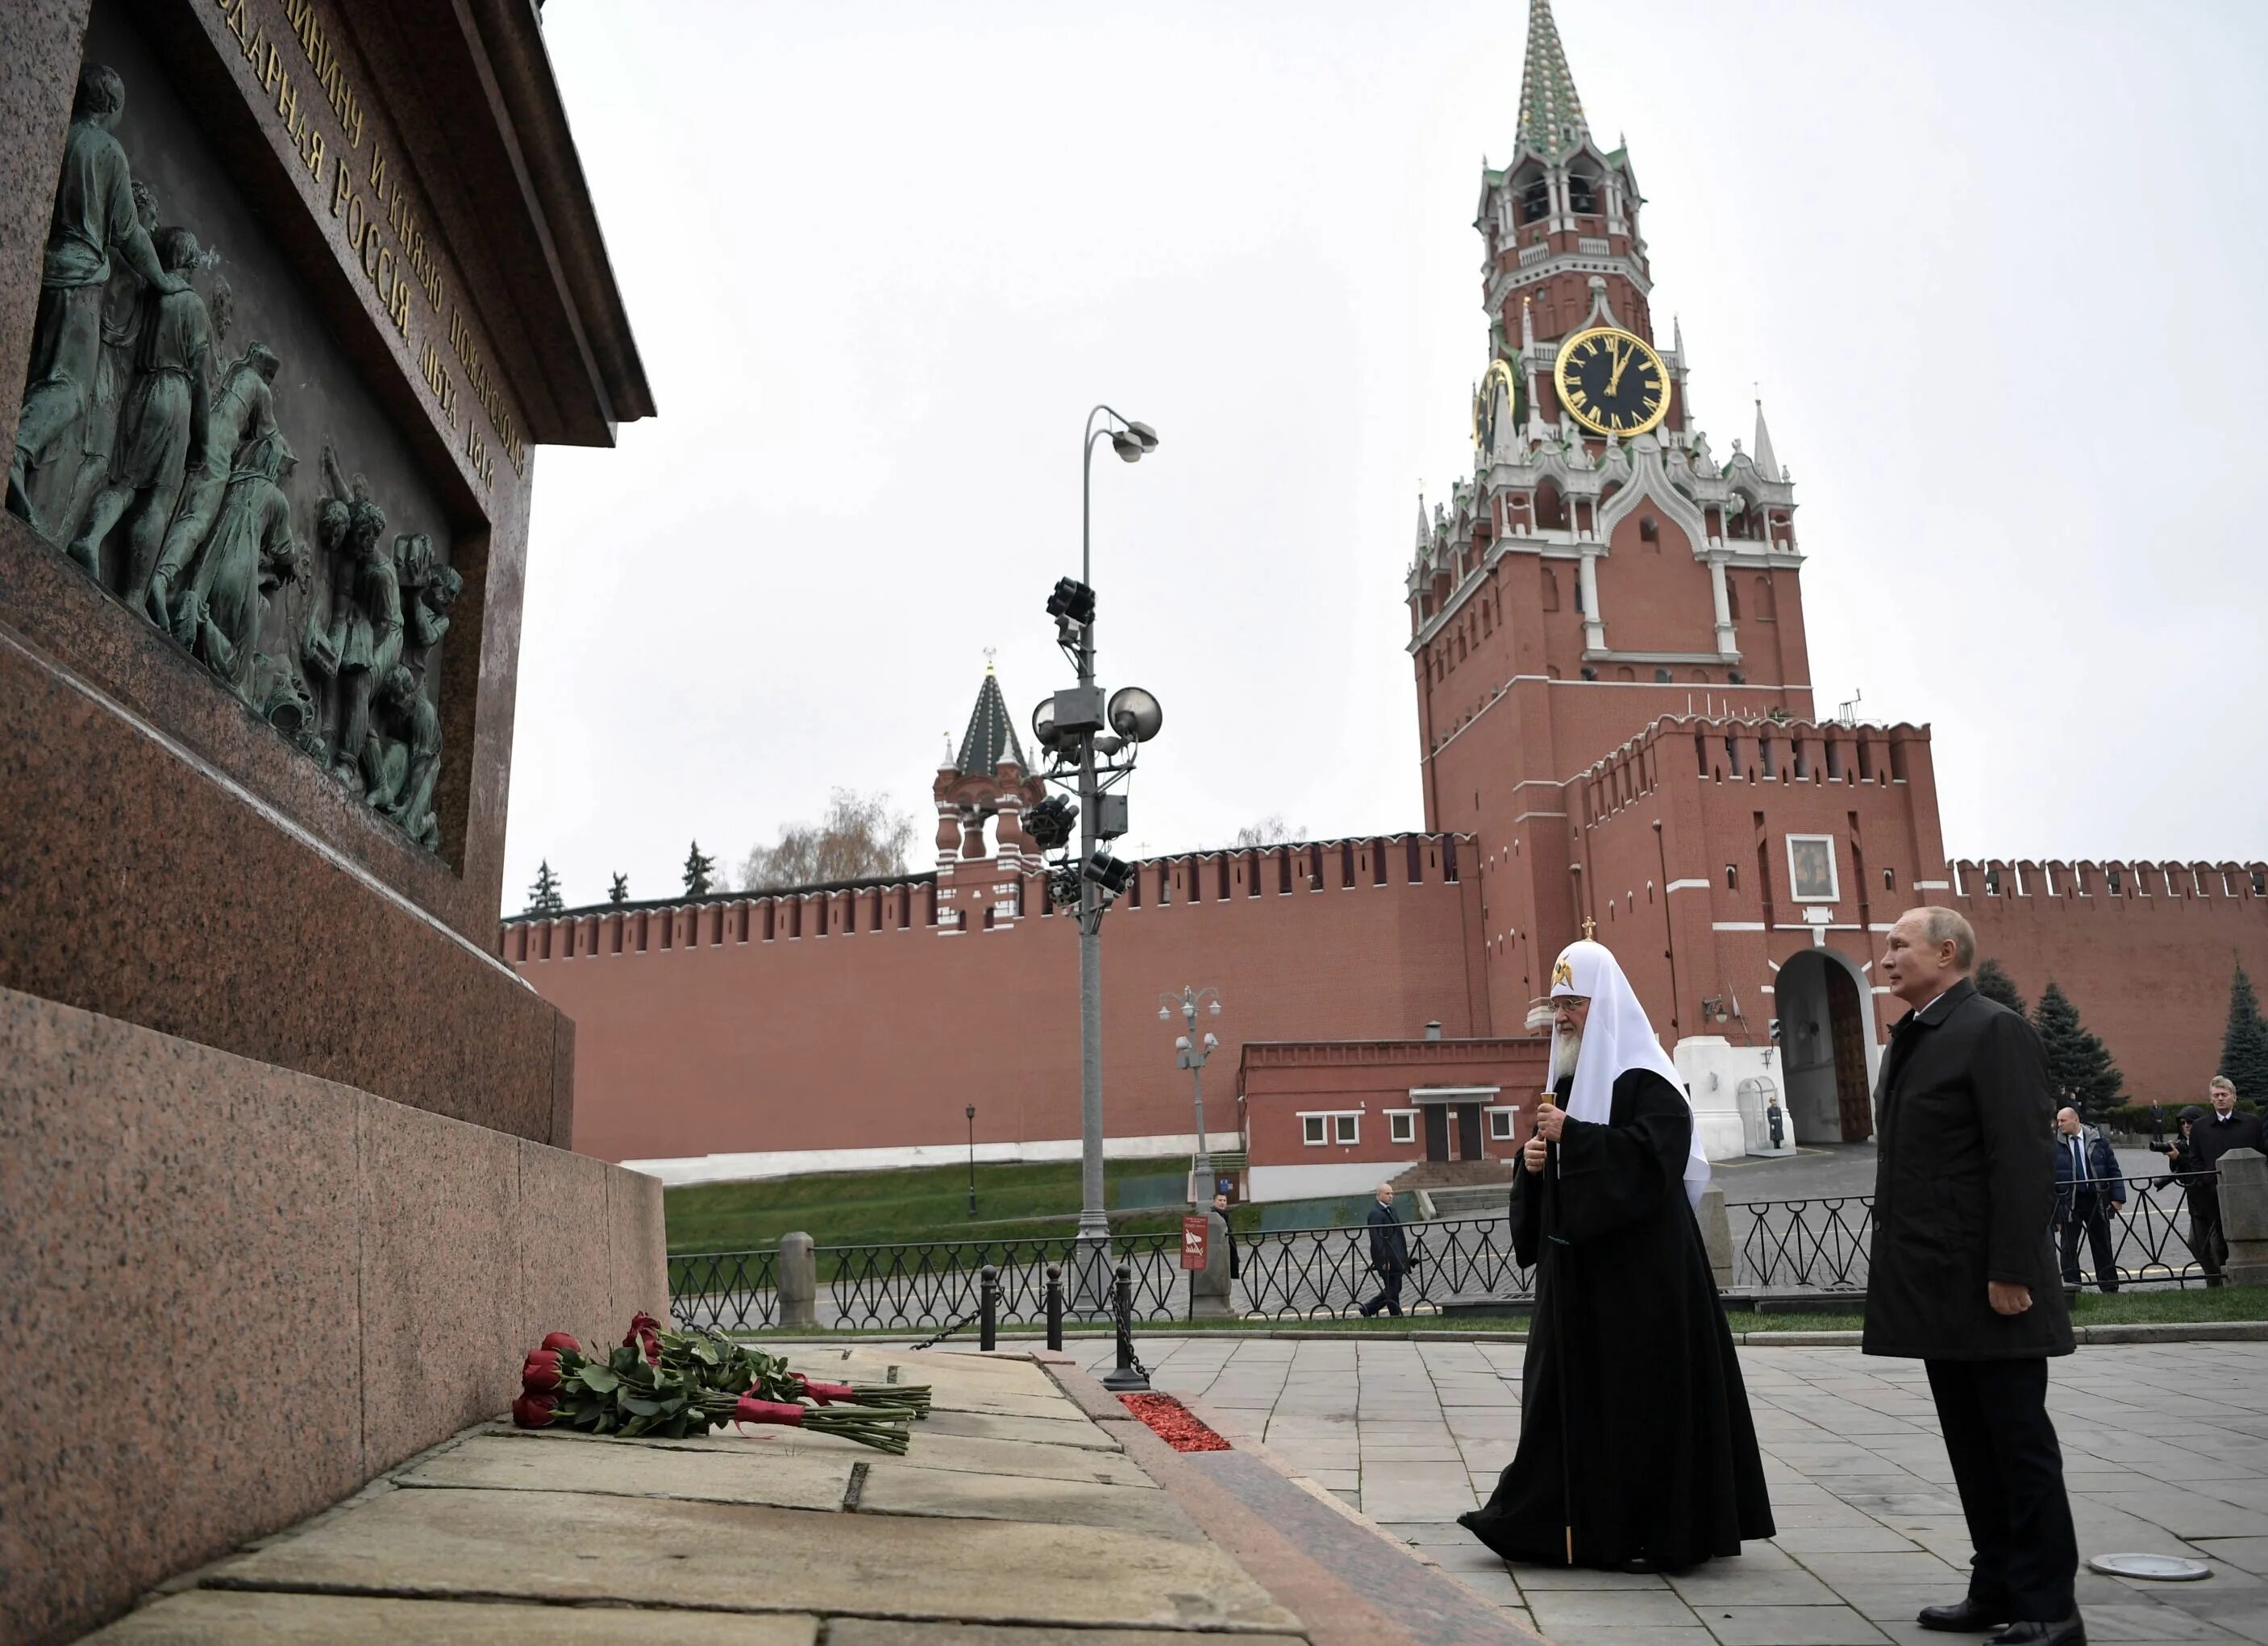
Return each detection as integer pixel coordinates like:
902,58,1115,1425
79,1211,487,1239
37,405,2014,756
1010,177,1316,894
508,838,1488,1164
1241,1038,1553,1173
1954,860,2268,1105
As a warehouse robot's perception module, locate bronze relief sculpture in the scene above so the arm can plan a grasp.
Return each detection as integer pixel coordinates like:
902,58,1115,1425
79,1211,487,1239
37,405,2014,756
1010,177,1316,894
8,64,453,856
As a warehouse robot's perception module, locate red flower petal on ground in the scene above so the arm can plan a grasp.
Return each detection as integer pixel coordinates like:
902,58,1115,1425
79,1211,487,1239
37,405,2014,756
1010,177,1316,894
1119,1393,1231,1453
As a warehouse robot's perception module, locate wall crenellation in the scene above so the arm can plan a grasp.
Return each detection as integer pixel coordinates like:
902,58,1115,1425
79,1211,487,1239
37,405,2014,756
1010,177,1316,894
1949,858,2268,911
500,832,1474,965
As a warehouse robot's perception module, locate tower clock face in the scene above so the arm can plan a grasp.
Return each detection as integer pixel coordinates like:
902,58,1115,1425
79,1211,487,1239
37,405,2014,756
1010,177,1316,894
1553,326,1669,438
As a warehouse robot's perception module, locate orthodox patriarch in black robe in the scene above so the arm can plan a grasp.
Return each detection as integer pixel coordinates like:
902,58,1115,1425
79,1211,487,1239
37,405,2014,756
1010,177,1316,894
1460,939,1774,1572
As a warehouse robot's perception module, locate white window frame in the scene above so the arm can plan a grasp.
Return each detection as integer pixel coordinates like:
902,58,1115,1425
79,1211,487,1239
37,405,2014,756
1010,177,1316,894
1301,1115,1326,1146
1388,1110,1417,1145
1334,1113,1360,1145
1486,1105,1519,1141
1785,833,1840,903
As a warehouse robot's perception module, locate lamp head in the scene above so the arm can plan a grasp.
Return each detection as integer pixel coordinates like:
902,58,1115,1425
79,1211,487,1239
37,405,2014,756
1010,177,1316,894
1202,1033,1217,1051
1107,685,1163,743
1175,1035,1191,1052
1111,431,1146,463
1124,420,1159,451
1159,1005,1171,1021
964,1104,975,1120
1208,999,1221,1016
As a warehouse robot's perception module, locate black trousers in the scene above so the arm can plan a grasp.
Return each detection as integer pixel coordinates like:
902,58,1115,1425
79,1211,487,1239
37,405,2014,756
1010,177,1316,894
2057,1195,2120,1291
1361,1266,1404,1317
2189,1200,2226,1286
1925,1358,2078,1623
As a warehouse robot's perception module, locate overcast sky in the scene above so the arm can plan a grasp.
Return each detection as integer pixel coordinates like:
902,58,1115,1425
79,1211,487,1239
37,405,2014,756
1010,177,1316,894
503,1,2267,912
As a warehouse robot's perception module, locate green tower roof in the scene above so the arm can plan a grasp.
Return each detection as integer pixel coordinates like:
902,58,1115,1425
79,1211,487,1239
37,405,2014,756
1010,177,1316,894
1514,0,1590,162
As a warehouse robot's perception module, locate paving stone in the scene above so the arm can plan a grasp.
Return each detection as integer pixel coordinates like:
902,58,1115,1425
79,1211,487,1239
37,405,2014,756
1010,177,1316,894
485,1423,1143,1484
81,1591,819,1642
2193,1536,2268,1575
1528,1588,1708,1628
854,1465,1204,1542
1510,1563,1673,1590
915,1409,1124,1449
2074,1602,2249,1641
1542,1629,1715,1646
1768,1526,1925,1554
826,1627,1309,1646
207,1487,1300,1632
400,1434,851,1511
1693,1602,1890,1644
1668,1564,1841,1605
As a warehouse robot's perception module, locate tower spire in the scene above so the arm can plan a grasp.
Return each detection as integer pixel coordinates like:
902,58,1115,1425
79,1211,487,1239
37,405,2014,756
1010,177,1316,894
1515,0,1590,161
1752,397,1781,482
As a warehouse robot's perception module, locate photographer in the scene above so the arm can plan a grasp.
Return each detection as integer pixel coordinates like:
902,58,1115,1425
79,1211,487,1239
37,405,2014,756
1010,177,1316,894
2154,1105,2222,1286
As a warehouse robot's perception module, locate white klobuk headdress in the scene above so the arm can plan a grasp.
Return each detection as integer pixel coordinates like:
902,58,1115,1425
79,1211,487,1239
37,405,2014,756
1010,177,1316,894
1550,939,1710,1207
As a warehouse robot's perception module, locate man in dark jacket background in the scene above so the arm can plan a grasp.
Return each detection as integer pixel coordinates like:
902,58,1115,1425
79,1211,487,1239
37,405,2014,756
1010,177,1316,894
1359,1183,1409,1318
2052,1106,2124,1294
2160,1105,2223,1285
1866,906,2079,1646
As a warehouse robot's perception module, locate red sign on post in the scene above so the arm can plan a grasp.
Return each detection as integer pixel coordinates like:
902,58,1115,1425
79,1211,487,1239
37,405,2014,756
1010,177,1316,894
1180,1213,1209,1270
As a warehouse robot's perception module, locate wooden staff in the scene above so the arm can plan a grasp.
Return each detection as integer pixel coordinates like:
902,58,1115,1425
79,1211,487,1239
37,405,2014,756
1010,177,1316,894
1537,1090,1575,1566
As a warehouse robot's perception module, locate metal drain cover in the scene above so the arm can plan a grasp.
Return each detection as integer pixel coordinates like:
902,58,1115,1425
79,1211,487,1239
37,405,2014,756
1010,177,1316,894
2088,1552,2212,1582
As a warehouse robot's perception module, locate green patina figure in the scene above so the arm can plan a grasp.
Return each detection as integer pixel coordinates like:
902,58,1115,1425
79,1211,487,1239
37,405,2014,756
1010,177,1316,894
171,426,300,703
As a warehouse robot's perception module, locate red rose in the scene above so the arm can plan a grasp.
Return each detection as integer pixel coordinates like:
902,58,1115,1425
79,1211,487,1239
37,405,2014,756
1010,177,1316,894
623,1311,664,1365
511,1393,556,1428
521,1350,562,1394
539,1332,581,1353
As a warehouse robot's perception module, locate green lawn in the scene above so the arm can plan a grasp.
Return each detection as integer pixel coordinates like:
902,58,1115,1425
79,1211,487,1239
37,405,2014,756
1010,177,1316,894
666,1157,1269,1256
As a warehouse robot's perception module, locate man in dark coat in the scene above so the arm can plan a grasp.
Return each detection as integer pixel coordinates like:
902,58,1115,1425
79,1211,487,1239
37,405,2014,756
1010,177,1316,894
1867,907,2079,1646
2052,1107,2124,1294
1359,1184,1409,1317
1461,939,1772,1573
1212,1191,1241,1280
2160,1106,2222,1285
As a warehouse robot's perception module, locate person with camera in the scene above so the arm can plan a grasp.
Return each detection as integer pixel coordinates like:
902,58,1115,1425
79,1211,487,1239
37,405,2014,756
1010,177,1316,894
2156,1106,2223,1285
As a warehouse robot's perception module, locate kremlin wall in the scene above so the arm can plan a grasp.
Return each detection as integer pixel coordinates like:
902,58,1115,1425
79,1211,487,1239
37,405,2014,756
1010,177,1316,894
501,1,2268,1193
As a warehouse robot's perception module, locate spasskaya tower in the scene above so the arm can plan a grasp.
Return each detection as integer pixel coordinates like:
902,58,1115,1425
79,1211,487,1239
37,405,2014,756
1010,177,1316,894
1409,0,1821,1036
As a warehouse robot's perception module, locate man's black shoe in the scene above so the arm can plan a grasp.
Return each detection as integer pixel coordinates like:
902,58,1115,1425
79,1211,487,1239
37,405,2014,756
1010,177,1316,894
1988,1615,2084,1646
1918,1598,2004,1632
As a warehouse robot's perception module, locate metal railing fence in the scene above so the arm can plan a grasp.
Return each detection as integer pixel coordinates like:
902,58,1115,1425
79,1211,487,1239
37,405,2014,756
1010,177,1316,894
667,1176,2223,1335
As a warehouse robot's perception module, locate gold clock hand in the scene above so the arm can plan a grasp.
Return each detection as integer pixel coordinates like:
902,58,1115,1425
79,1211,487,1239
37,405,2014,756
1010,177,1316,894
1605,340,1633,398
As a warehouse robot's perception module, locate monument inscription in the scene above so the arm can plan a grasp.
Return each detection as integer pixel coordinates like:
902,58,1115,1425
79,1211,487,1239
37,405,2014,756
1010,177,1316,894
1,0,518,857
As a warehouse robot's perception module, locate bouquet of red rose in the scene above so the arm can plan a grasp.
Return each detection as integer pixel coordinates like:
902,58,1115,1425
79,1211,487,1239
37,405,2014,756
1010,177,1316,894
511,1316,927,1453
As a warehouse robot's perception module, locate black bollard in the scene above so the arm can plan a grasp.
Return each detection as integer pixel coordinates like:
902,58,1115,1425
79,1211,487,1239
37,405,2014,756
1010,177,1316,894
1045,1263,1064,1353
1100,1261,1151,1392
979,1263,999,1352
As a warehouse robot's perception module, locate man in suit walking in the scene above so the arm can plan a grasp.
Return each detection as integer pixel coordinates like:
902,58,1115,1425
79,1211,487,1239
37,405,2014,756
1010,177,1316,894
2053,1107,2124,1294
1359,1183,1410,1318
1866,907,2080,1646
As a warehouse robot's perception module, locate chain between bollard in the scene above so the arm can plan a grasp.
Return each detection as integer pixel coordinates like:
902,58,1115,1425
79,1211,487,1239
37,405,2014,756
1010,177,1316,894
1100,1261,1151,1391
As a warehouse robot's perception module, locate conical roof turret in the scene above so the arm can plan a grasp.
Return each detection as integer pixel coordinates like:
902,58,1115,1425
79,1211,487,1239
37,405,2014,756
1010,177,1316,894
953,659,1028,776
1515,0,1590,161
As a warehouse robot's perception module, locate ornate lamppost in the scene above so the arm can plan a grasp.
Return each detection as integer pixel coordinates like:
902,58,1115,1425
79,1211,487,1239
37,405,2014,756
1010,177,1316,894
1159,987,1221,1199
965,1103,977,1220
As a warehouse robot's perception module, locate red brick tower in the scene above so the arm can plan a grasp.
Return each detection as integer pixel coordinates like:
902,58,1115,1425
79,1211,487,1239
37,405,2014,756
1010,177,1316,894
932,660,1045,933
1412,0,1816,1031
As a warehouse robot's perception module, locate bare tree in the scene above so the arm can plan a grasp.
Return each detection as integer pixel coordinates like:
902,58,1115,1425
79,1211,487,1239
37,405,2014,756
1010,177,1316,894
739,788,917,892
1231,813,1301,849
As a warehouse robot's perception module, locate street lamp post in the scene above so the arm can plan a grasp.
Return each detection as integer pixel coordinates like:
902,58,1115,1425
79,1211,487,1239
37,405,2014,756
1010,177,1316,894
1025,405,1162,1307
965,1104,976,1220
1160,987,1222,1199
